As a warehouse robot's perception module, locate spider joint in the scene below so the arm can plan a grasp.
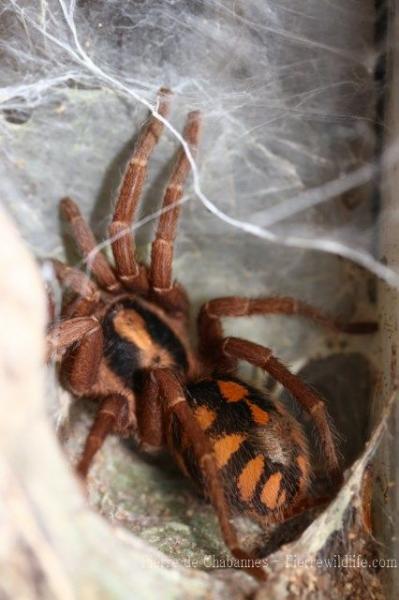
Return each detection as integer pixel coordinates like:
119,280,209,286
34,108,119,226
166,395,186,410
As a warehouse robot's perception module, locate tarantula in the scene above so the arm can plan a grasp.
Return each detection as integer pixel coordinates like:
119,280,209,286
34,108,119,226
47,88,376,579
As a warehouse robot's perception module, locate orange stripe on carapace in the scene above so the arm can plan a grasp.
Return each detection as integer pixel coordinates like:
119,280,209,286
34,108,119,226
113,309,175,369
217,380,248,402
194,406,216,431
237,455,265,502
245,400,270,425
114,309,154,351
260,471,283,510
213,433,245,468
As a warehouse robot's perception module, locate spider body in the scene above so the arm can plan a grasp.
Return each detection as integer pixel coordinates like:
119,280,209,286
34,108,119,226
47,88,376,577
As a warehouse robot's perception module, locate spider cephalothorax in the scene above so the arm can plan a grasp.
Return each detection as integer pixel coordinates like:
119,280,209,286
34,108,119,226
47,88,376,579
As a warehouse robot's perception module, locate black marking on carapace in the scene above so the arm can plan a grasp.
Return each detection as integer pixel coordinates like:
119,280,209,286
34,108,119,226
102,298,188,390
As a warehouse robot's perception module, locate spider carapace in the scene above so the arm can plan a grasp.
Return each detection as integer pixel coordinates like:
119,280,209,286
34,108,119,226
47,88,377,579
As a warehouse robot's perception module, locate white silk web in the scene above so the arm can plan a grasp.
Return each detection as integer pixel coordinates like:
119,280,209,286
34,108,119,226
0,0,395,287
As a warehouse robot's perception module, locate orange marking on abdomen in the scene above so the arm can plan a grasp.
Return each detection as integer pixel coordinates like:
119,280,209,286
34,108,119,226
194,406,216,431
213,433,245,467
237,455,265,501
217,380,248,402
260,471,283,510
245,400,270,425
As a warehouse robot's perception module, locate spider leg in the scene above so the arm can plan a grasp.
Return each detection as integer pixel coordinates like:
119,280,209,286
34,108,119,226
153,368,267,581
198,295,377,367
222,336,341,482
51,258,101,318
60,324,104,395
77,394,132,478
60,197,120,292
136,374,165,450
108,88,172,293
149,111,201,314
47,316,100,361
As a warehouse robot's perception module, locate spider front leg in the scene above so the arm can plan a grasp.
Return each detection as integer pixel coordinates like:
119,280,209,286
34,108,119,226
153,368,267,582
47,313,104,395
149,110,201,315
60,323,104,396
47,316,101,362
50,259,101,318
60,197,120,292
108,88,172,293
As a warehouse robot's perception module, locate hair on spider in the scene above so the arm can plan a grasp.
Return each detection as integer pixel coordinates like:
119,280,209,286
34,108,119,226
47,87,377,581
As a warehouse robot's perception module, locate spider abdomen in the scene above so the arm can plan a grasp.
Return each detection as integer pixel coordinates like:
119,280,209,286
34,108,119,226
102,297,188,390
169,376,311,520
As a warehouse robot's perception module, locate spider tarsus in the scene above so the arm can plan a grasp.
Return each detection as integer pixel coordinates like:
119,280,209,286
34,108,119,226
59,196,80,220
158,86,173,98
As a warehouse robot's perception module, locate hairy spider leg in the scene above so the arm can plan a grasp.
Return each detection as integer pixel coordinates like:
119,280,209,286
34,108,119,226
60,197,120,292
108,88,172,293
149,110,201,315
198,295,377,364
77,394,129,478
50,258,101,318
46,316,100,362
